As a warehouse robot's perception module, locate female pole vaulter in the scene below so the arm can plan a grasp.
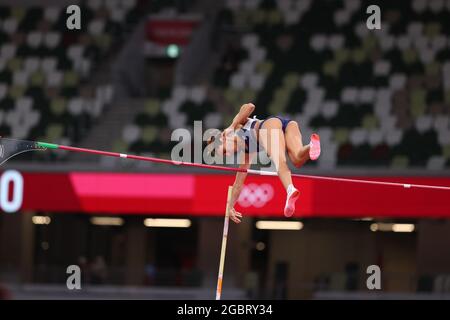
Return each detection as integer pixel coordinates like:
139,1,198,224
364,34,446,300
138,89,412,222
207,103,321,222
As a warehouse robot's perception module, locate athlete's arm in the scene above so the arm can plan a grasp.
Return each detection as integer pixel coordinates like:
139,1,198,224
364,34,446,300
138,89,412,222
223,103,255,137
228,152,255,223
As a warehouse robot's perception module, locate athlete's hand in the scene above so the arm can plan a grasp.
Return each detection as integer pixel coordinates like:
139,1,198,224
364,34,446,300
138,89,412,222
222,127,235,140
229,207,242,224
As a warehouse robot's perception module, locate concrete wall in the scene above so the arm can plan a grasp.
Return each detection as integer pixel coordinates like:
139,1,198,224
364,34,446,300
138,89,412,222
266,220,417,299
197,217,251,289
417,220,450,274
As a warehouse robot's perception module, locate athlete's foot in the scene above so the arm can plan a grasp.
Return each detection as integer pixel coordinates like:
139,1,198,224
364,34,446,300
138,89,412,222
309,133,321,160
284,186,300,218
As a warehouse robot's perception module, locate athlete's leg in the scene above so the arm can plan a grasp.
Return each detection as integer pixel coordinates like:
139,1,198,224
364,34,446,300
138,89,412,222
285,121,321,167
284,121,310,168
259,118,300,217
258,118,292,189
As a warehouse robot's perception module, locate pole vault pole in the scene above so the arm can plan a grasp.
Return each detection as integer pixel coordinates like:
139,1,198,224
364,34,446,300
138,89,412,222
216,186,233,300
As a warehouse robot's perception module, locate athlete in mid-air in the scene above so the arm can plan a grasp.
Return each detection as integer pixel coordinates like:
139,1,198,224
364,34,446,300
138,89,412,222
208,103,321,223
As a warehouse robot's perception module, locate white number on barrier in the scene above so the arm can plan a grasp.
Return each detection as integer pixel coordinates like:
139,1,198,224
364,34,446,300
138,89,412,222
0,170,24,213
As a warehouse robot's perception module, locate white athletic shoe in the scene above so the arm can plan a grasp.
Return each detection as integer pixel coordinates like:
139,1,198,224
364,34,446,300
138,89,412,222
284,186,300,217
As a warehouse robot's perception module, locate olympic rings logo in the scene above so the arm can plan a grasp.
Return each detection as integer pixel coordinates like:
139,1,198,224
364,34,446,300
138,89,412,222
238,183,274,208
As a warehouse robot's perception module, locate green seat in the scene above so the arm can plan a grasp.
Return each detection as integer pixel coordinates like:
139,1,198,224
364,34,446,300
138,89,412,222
224,88,239,105
241,88,256,103
273,87,290,106
443,145,450,159
223,114,235,126
95,34,112,51
391,155,409,168
112,139,128,153
445,90,450,105
11,8,25,21
362,35,377,52
7,58,22,72
64,71,79,87
251,9,266,25
158,152,171,161
425,62,440,76
145,99,160,116
267,9,282,26
50,98,66,116
335,48,350,64
283,73,300,90
352,48,366,64
362,115,378,130
257,61,273,75
403,49,417,65
233,100,242,112
234,10,250,28
323,61,339,78
142,126,158,144
334,128,349,144
410,89,426,117
425,22,441,38
268,100,285,115
9,85,25,99
30,71,45,86
46,124,64,141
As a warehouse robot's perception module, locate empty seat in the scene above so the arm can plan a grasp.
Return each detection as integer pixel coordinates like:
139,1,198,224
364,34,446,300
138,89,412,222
334,10,350,27
44,6,60,23
68,98,84,116
249,73,265,90
190,86,206,104
341,87,358,104
122,124,141,144
386,130,403,146
41,57,57,73
241,33,259,50
26,31,43,48
67,45,84,61
415,116,433,133
87,0,103,10
0,84,7,100
3,18,18,34
329,35,344,50
44,32,61,48
13,70,28,86
412,0,427,13
230,73,246,89
46,71,63,87
88,20,105,36
1,44,16,59
204,112,223,129
427,156,446,170
322,101,338,119
310,34,327,51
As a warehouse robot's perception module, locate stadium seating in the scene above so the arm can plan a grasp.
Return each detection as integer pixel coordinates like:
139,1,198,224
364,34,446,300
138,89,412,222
121,0,450,169
0,0,142,160
2,0,448,169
